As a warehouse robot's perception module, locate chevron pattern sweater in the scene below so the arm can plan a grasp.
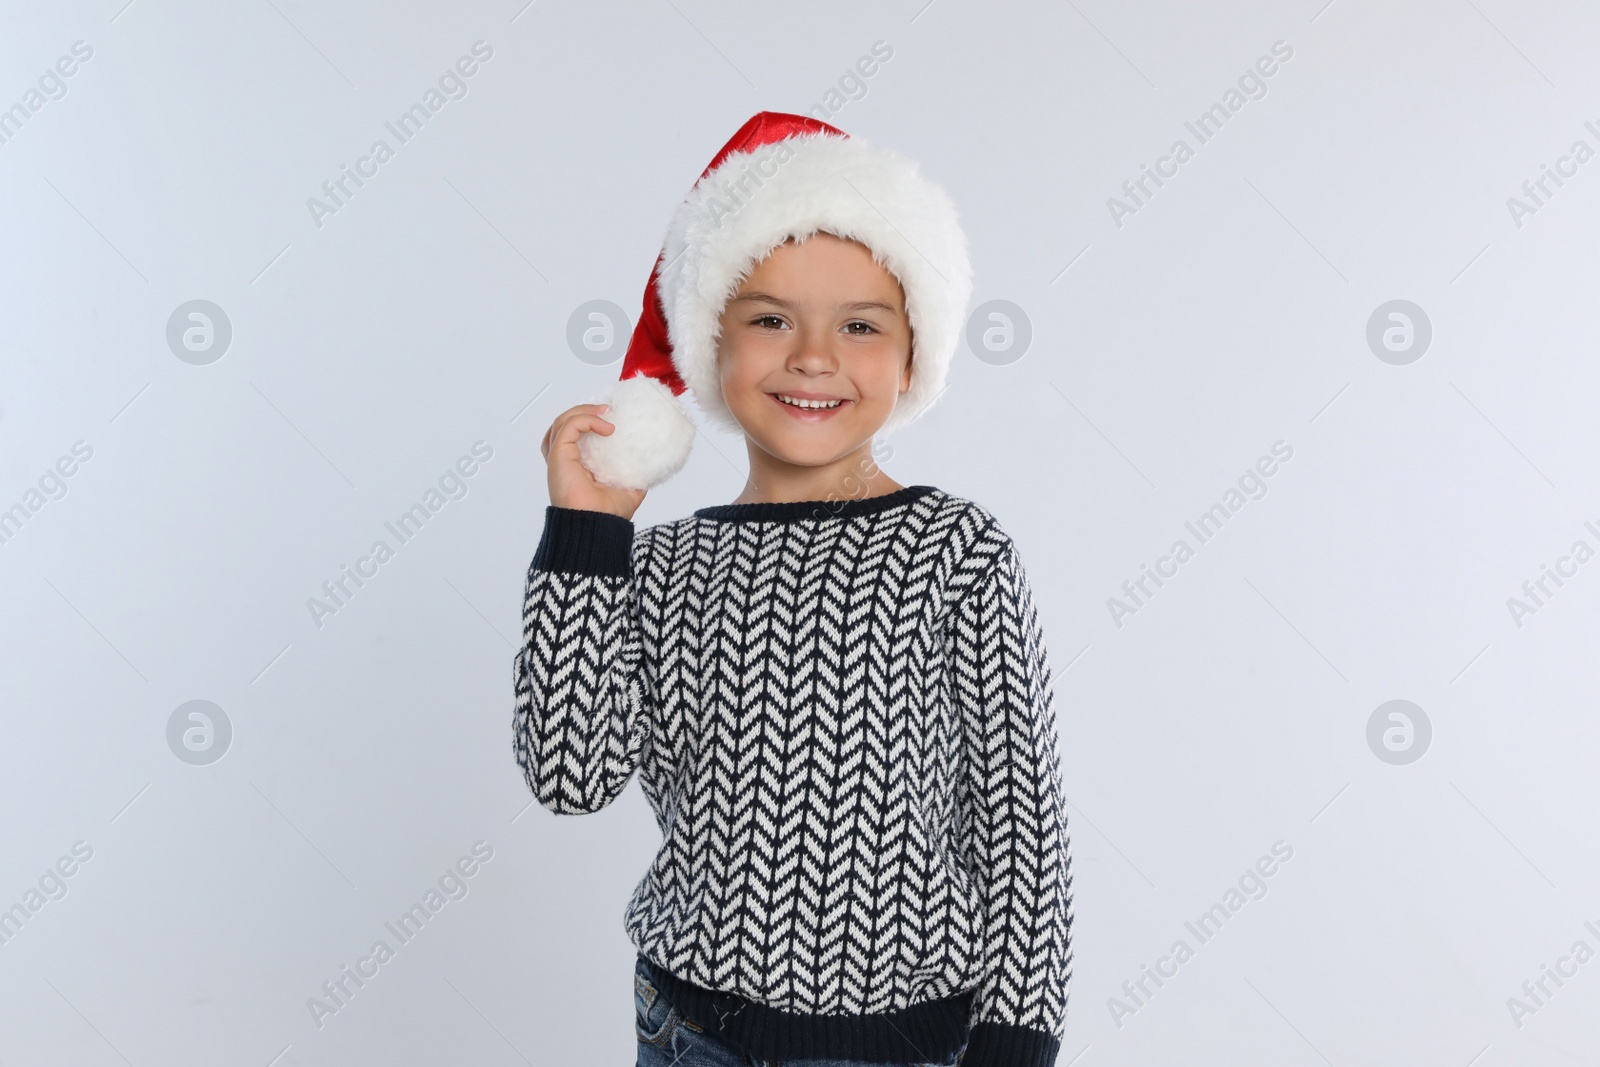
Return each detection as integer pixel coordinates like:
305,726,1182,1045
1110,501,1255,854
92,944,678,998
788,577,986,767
513,484,1073,1066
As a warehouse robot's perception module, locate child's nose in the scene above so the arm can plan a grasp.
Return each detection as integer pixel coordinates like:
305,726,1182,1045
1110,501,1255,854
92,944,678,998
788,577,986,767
785,331,841,371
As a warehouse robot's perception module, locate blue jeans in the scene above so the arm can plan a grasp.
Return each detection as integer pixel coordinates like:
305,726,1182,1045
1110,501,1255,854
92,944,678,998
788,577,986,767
634,957,968,1067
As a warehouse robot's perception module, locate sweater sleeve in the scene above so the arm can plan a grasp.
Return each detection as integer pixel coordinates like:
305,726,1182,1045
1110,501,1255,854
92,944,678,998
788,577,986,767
947,534,1074,1067
513,505,655,815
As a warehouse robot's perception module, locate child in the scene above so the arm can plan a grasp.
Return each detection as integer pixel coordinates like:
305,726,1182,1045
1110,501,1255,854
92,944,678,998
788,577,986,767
515,112,1073,1067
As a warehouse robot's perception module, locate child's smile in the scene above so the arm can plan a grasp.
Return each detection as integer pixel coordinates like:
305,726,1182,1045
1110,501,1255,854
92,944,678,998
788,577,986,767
769,390,849,419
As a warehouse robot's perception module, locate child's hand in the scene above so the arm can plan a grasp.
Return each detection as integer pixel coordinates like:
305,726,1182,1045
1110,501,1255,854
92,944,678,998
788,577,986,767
541,403,648,520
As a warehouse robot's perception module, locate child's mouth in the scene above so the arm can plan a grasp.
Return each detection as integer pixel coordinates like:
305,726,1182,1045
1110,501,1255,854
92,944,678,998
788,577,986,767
770,393,850,421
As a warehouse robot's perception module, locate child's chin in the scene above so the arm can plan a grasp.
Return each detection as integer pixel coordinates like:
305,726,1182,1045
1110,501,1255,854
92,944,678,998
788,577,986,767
754,429,856,464
735,400,890,456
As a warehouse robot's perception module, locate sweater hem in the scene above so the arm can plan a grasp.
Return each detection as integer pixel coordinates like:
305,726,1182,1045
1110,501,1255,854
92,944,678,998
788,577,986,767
638,954,975,1064
962,1019,1062,1067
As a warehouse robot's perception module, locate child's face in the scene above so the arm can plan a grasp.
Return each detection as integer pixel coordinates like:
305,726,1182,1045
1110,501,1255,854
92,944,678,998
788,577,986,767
715,233,912,468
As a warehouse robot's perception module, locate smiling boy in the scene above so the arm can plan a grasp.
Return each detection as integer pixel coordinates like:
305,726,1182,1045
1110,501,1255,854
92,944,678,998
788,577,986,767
515,112,1074,1067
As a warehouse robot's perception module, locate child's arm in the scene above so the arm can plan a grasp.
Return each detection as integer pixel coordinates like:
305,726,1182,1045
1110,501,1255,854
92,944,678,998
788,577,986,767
513,505,655,815
948,533,1074,1067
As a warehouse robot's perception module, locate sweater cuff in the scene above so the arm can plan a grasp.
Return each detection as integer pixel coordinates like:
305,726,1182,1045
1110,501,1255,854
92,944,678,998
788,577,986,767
962,1021,1061,1067
531,506,634,577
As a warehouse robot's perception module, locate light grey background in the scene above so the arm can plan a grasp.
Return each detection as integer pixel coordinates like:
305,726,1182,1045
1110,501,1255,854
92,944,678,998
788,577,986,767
3,0,1597,1064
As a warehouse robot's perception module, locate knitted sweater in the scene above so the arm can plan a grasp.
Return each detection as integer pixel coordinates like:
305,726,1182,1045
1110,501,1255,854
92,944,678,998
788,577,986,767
513,484,1074,1066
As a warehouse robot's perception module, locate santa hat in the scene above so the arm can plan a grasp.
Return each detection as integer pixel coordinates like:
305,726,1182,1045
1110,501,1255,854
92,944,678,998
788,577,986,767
578,111,973,491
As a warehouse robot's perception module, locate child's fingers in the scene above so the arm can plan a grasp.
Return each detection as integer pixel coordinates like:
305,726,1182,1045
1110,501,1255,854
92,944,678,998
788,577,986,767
564,412,614,437
551,413,613,453
543,405,612,463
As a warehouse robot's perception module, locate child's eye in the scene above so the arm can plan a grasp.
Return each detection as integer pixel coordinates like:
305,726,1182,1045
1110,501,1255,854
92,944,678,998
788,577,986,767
753,315,788,330
844,321,877,335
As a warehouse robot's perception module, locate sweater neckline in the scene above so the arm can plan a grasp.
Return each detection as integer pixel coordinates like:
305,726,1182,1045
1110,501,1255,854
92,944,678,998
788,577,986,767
694,484,938,524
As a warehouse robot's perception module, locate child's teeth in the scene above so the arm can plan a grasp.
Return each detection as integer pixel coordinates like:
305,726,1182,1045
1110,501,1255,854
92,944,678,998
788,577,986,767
781,395,841,409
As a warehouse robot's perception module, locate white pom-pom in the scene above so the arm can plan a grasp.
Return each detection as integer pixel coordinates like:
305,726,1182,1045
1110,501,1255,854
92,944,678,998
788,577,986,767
577,375,696,490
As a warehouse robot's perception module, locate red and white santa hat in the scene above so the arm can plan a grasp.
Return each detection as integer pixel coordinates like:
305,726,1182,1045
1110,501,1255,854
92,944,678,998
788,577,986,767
578,111,973,490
